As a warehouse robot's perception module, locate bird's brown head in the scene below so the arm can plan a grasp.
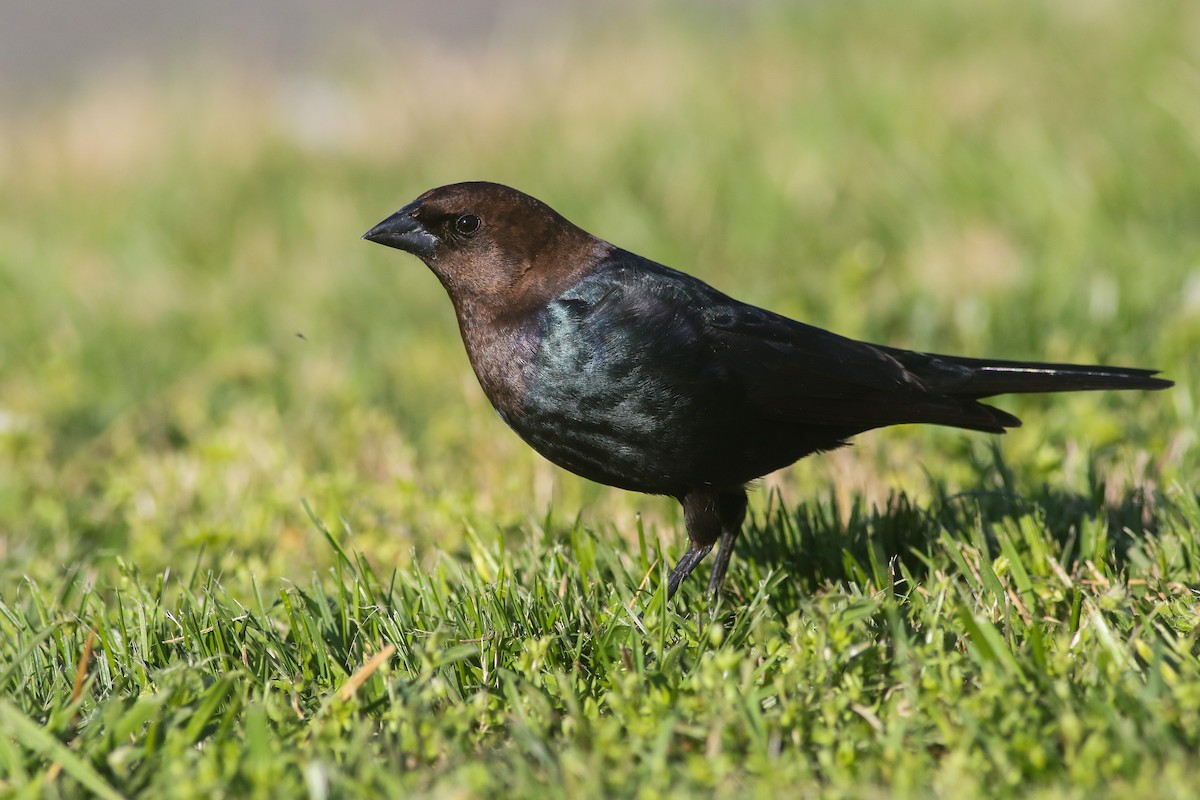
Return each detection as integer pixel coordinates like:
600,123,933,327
363,182,603,315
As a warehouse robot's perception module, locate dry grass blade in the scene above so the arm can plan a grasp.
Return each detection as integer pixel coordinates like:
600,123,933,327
339,644,397,702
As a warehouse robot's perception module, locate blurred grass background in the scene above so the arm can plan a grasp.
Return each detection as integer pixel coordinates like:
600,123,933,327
2,0,1194,584
2,1,1200,794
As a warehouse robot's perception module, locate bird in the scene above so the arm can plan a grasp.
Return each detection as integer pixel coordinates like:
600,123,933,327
363,181,1171,605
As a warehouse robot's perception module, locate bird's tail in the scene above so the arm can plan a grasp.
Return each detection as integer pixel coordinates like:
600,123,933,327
886,349,1174,399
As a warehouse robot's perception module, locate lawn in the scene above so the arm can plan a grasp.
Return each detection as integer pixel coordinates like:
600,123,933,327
2,1,1199,796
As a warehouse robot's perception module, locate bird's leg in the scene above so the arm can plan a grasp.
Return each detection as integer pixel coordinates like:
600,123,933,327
705,530,738,602
659,490,724,603
705,489,748,602
663,489,748,603
665,542,715,601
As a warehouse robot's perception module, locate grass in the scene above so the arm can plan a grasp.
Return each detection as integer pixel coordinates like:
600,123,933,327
2,0,1200,796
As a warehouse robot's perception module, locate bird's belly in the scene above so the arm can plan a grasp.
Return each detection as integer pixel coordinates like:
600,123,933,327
494,345,729,494
504,354,808,493
504,375,860,494
505,376,705,494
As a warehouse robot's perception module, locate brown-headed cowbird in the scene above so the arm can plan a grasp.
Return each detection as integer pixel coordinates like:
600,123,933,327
364,182,1171,604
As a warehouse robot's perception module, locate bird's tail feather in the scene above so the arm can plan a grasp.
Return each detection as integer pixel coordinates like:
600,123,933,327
893,350,1174,399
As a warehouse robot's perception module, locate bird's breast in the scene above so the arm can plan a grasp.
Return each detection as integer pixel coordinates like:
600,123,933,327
497,304,719,493
455,311,540,417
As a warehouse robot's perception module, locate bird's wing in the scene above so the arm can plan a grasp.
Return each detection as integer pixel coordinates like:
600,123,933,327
704,302,1019,431
568,256,1017,434
621,263,1020,433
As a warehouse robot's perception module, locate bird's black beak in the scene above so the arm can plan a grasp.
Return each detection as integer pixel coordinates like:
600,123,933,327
362,202,439,259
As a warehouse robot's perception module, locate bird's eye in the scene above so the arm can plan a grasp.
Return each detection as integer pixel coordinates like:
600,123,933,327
454,214,481,236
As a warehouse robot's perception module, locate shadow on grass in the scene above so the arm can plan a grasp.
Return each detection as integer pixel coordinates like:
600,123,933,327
734,447,1165,614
